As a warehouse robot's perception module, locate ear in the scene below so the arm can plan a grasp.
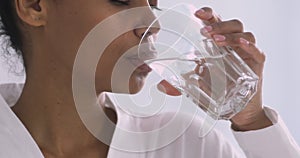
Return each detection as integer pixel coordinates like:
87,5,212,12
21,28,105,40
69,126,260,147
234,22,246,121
14,0,47,27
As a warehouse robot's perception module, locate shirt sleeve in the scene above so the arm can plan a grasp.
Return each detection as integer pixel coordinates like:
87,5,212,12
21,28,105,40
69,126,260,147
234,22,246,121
232,107,300,158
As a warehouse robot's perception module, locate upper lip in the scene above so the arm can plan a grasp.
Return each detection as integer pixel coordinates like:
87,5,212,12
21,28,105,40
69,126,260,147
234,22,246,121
127,43,158,67
127,55,155,69
126,56,153,74
126,34,158,70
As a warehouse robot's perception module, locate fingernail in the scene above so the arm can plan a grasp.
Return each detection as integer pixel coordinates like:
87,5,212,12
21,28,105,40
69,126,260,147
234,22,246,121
201,26,213,34
213,35,226,42
240,38,250,46
195,9,205,16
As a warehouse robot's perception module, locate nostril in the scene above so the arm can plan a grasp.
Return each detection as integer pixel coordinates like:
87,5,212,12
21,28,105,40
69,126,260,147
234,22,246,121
141,31,153,38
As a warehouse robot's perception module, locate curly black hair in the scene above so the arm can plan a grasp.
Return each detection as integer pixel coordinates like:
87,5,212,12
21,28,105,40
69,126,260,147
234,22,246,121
0,0,25,75
0,0,22,54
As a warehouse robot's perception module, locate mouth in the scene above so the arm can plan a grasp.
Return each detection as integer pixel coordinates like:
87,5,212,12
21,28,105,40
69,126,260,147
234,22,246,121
127,56,153,75
127,36,158,75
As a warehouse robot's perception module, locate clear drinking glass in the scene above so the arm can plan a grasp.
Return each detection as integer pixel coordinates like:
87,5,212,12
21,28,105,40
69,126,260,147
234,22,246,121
138,3,259,136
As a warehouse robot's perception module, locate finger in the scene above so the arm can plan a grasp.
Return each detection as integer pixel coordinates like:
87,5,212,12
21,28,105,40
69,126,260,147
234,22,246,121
201,19,244,37
181,70,211,96
212,32,256,46
157,80,181,96
238,38,266,64
195,7,221,25
211,34,264,64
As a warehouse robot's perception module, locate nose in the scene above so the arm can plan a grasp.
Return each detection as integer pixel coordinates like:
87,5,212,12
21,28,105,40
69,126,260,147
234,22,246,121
134,24,160,39
133,7,160,39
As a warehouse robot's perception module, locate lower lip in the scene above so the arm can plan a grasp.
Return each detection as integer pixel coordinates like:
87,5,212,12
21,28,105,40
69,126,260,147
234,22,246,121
127,57,153,74
136,63,152,74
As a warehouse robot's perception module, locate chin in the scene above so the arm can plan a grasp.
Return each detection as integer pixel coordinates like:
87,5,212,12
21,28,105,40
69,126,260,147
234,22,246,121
129,71,149,94
95,70,150,95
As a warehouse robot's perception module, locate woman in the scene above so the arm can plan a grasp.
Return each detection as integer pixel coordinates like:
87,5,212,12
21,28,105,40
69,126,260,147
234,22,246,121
0,0,299,157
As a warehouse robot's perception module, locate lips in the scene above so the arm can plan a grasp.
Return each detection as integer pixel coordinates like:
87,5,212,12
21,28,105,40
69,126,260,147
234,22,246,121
127,36,158,74
127,57,152,74
137,63,152,73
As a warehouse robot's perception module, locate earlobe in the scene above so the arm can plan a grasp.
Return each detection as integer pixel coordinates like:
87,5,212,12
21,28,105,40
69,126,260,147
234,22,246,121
14,0,47,27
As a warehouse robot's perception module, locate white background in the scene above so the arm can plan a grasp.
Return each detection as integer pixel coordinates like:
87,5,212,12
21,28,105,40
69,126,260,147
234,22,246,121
1,0,299,152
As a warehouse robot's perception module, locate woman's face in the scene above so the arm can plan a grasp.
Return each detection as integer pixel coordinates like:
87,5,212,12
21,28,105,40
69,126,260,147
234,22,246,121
42,0,158,94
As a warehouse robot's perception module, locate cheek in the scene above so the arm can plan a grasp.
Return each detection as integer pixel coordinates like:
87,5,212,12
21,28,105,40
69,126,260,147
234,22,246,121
94,48,118,92
95,46,146,94
94,37,134,92
46,1,120,63
93,28,141,93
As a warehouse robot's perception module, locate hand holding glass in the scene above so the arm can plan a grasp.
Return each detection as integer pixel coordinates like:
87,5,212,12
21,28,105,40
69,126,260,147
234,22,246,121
138,4,259,136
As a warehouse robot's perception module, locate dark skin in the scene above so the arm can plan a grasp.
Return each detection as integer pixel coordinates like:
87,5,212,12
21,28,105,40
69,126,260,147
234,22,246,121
11,0,271,157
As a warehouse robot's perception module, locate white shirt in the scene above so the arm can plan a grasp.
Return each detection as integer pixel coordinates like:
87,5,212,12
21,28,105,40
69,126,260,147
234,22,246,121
0,83,299,158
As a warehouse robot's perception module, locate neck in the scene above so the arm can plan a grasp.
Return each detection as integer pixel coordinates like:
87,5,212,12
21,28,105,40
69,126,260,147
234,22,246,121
12,60,116,157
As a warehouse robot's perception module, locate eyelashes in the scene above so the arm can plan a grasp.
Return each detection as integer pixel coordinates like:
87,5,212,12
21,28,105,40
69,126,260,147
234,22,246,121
110,0,129,6
110,0,162,11
150,5,162,11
